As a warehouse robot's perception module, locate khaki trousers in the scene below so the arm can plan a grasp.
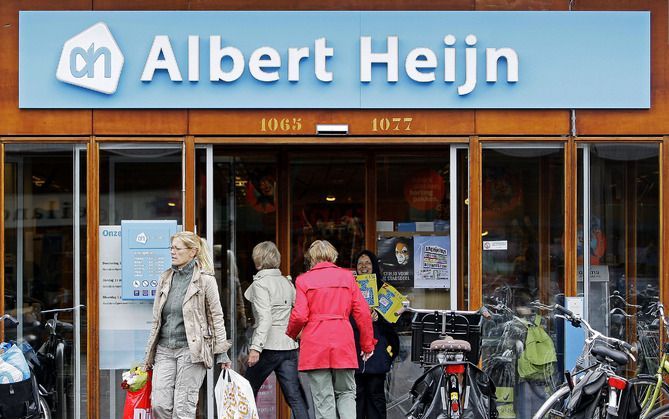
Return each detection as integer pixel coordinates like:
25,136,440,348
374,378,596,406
151,345,207,419
305,368,356,419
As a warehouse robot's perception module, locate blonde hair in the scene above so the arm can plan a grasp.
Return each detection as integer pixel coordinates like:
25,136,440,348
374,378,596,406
306,240,338,267
171,231,214,273
252,241,281,270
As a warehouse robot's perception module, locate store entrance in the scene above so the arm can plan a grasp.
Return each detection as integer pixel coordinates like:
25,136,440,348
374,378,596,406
196,143,467,418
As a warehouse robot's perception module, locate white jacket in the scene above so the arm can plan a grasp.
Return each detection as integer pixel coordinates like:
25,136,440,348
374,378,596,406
244,269,299,352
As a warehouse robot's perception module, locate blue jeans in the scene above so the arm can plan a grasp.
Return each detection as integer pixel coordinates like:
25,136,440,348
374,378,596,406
244,349,309,418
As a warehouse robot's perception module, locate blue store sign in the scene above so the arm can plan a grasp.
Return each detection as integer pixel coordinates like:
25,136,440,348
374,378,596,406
19,11,650,109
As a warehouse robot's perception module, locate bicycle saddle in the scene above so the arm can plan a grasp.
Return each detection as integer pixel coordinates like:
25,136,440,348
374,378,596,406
429,336,471,353
591,344,628,366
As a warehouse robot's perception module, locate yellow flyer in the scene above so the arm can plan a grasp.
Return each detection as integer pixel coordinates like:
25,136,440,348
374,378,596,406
375,282,406,323
355,274,379,307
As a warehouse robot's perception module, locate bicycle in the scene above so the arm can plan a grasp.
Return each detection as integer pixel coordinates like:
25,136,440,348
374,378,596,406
628,302,669,418
0,314,50,419
400,301,498,419
531,302,638,419
32,305,84,419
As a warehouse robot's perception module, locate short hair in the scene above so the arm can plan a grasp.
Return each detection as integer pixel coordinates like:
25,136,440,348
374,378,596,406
252,241,281,269
307,240,338,266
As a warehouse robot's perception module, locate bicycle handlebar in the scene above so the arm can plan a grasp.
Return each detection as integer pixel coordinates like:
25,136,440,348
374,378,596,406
532,302,635,361
41,304,85,315
400,301,492,319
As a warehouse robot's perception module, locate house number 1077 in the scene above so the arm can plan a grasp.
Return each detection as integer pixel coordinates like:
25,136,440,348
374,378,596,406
371,117,413,132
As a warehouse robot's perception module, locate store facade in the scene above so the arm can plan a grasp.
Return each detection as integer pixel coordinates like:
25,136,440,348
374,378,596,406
1,2,665,419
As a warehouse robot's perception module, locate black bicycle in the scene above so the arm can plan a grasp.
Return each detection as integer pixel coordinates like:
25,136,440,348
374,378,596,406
32,306,84,419
401,302,498,419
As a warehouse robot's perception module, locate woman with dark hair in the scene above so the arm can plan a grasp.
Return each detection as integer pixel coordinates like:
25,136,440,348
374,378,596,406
353,250,400,419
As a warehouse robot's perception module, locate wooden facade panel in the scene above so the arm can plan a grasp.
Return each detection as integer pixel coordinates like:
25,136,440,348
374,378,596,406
189,109,476,135
475,110,570,135
93,0,187,9
93,110,188,135
0,1,92,136
576,0,668,134
475,0,566,10
189,0,473,11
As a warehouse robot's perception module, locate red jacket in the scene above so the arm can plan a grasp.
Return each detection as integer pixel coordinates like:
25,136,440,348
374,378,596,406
286,262,376,371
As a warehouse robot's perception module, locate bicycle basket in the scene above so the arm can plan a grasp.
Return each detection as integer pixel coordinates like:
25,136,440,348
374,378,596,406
411,311,482,365
0,374,40,419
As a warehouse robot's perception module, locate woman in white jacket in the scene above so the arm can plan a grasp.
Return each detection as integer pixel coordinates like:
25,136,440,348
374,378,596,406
244,241,308,417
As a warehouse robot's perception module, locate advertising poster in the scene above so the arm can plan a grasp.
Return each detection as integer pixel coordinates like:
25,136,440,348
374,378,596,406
355,274,378,307
99,226,154,369
121,220,177,300
376,283,406,324
414,236,450,289
377,236,414,287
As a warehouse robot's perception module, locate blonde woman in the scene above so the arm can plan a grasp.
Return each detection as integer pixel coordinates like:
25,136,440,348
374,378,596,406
287,240,375,419
144,231,230,419
244,241,308,417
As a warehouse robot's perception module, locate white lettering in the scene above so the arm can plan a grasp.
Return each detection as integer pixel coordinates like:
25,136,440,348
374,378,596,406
458,34,477,96
209,36,244,82
141,36,182,81
405,47,437,83
249,47,281,82
360,36,398,82
443,35,456,82
288,47,310,82
486,47,519,82
314,38,334,82
188,35,199,82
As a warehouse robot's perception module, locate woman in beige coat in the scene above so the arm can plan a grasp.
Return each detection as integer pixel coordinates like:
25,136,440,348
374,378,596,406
144,231,230,419
243,241,308,417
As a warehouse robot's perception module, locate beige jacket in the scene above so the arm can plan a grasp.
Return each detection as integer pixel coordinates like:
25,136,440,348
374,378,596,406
244,269,299,352
144,263,231,368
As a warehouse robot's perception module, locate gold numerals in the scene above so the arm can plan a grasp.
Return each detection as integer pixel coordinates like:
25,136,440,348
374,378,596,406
371,117,413,132
260,117,303,132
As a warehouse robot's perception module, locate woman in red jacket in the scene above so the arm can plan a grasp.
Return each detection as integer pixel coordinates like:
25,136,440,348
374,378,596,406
286,240,376,419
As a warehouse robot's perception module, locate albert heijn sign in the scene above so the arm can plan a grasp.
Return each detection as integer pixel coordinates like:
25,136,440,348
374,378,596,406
19,11,649,109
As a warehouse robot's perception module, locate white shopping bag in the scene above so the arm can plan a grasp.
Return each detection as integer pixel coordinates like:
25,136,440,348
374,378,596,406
215,368,259,419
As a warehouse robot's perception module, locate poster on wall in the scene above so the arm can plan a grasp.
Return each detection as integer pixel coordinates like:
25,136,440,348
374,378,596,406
99,225,153,369
377,236,414,287
414,236,450,289
121,220,177,300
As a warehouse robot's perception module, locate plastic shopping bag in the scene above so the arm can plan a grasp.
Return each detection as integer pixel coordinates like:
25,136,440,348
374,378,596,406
122,369,152,419
215,368,259,419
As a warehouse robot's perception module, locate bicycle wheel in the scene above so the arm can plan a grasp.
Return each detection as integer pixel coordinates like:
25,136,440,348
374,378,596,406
631,375,669,417
532,385,570,419
647,404,669,418
39,395,52,419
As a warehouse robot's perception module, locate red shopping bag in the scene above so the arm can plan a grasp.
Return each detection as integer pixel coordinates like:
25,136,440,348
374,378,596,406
123,370,152,419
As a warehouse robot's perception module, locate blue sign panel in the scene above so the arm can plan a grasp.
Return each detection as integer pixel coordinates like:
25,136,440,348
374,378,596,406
19,11,649,109
121,220,177,300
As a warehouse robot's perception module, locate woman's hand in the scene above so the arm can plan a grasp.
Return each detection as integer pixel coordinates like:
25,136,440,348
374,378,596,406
219,361,232,369
247,349,260,367
371,310,379,322
361,350,374,362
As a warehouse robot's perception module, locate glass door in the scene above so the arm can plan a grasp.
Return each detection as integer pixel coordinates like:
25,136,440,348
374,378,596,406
4,143,87,419
97,143,182,418
480,143,565,419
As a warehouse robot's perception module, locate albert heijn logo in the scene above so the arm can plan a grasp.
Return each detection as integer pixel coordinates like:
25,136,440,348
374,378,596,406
56,22,124,95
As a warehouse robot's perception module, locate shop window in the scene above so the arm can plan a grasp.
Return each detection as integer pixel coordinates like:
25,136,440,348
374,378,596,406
577,143,659,375
480,144,565,419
